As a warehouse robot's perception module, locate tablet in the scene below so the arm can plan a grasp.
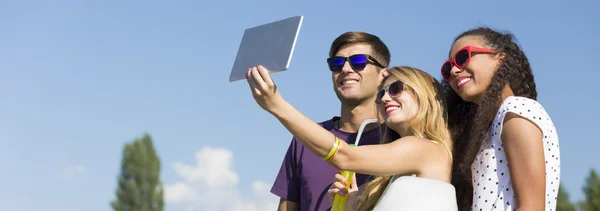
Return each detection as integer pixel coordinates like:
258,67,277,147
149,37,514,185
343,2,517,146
229,15,303,82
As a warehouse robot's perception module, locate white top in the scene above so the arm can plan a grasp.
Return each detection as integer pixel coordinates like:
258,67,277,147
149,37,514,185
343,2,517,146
471,96,561,210
372,175,458,211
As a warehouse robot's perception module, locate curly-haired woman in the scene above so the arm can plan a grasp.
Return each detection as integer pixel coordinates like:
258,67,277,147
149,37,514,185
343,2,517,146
441,27,561,211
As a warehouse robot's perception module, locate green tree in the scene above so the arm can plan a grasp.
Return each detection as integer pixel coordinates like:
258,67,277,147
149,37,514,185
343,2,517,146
557,183,576,211
579,169,600,211
111,133,164,211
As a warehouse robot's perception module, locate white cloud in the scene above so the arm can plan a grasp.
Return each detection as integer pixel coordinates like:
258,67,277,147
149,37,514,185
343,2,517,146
58,164,86,180
164,147,278,211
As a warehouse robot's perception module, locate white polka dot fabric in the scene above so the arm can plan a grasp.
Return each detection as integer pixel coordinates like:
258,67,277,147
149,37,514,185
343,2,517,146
471,96,560,211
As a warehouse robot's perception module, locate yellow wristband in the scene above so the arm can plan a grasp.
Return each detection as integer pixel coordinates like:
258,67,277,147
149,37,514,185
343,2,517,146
323,137,341,161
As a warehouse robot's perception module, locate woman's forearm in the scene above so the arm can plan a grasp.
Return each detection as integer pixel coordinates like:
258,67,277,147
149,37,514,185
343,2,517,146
270,100,352,167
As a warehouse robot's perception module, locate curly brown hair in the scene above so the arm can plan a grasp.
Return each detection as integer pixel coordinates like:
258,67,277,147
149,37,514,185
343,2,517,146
443,27,538,210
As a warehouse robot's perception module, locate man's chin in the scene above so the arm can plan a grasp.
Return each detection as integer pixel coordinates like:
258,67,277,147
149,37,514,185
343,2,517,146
336,85,360,95
335,90,356,99
335,92,367,106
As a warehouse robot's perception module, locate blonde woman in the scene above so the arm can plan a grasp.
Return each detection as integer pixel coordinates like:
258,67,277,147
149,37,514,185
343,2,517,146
326,66,457,211
246,65,456,210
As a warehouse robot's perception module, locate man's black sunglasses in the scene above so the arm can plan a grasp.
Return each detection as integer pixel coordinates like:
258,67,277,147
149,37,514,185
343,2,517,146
327,54,385,72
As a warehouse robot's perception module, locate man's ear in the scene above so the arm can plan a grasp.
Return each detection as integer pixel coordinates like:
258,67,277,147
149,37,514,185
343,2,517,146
378,68,389,85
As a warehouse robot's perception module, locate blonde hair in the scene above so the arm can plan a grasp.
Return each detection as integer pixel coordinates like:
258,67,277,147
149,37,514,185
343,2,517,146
355,66,453,211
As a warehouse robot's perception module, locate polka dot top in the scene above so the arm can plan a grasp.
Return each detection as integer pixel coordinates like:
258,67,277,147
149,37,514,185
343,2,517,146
471,96,560,211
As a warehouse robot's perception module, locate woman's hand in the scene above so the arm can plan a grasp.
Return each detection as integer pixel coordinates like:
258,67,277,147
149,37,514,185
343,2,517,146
327,172,358,211
246,65,286,114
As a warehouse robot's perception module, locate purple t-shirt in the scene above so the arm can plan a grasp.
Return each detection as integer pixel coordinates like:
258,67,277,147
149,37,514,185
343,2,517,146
270,116,382,211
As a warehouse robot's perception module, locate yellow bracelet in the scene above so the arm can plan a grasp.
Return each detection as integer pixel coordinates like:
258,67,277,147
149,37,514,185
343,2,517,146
326,141,340,161
323,137,339,160
323,137,341,161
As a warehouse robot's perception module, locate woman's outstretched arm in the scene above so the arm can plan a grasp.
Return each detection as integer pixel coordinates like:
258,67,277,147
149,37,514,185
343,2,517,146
246,65,449,177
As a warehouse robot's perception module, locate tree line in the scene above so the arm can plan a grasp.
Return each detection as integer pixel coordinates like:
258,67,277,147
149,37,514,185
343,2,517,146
557,169,600,211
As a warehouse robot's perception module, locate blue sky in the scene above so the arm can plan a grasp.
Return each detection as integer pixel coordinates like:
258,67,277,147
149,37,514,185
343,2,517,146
1,0,598,210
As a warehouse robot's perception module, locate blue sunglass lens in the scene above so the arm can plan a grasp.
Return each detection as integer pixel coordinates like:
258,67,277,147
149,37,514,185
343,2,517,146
349,55,368,64
331,57,345,66
350,55,368,69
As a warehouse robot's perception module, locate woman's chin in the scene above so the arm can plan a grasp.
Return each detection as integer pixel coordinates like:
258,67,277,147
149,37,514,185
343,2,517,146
457,91,477,103
385,118,404,129
456,86,484,104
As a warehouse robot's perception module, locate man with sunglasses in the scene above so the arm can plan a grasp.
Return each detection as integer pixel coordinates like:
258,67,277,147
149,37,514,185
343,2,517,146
270,31,391,211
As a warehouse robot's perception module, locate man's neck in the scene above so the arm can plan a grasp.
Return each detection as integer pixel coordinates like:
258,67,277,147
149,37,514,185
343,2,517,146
338,101,381,133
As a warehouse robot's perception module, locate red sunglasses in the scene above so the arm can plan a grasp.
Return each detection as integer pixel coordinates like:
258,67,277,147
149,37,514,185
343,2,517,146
441,46,496,82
